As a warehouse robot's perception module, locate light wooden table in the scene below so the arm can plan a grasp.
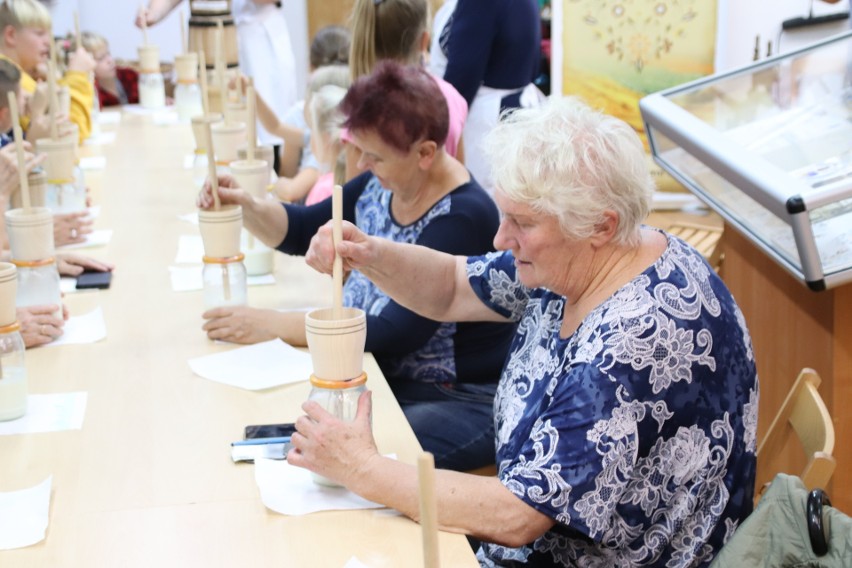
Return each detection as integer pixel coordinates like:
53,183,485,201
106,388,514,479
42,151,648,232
0,109,479,567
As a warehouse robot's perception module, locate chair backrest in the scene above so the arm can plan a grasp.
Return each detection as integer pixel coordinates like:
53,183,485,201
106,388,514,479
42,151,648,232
755,368,836,503
666,221,724,271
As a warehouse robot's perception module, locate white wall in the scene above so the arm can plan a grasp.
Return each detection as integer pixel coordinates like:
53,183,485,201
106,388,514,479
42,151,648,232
717,0,850,72
49,0,851,98
49,0,309,98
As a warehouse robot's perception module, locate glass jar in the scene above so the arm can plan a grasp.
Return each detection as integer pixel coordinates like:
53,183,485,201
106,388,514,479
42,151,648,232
202,254,247,309
139,72,166,109
0,321,27,421
192,151,209,189
307,372,369,486
44,180,86,214
13,258,62,319
175,82,203,121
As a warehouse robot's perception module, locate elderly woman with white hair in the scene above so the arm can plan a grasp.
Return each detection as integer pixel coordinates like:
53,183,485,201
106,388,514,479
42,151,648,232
291,95,759,567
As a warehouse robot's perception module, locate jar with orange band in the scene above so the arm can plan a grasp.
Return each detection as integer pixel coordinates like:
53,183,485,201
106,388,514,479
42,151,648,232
307,372,369,486
202,253,247,308
12,257,61,319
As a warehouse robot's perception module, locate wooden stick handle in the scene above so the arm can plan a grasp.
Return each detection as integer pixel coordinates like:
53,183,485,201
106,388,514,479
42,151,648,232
198,50,209,116
332,184,343,319
179,9,186,54
246,84,256,162
418,452,440,568
204,121,220,210
140,3,148,45
7,92,31,212
48,39,58,139
215,20,225,120
74,12,81,50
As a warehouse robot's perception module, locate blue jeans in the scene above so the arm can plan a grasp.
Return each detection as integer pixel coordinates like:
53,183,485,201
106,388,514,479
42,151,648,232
389,381,497,472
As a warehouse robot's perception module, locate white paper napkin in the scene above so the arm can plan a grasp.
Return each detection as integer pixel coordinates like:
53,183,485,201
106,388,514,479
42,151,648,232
96,111,121,124
0,477,52,550
254,458,386,515
178,212,199,225
46,307,107,347
83,131,117,146
79,156,107,170
188,338,312,390
57,229,113,250
174,235,206,264
169,265,275,292
0,393,87,435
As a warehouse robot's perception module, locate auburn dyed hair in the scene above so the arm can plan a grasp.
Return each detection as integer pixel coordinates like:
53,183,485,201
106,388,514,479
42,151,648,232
341,60,448,153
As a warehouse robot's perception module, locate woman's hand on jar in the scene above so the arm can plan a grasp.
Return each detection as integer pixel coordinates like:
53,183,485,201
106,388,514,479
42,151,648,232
201,306,278,344
16,305,65,348
196,174,250,210
288,390,380,486
305,220,377,275
53,212,93,246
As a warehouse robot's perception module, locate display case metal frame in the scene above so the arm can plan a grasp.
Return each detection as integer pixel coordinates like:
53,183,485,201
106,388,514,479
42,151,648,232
640,30,852,291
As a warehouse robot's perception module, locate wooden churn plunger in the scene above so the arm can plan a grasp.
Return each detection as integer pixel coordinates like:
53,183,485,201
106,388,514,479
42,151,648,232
36,40,82,214
5,92,61,322
198,116,245,309
229,83,272,276
303,185,369,487
174,10,203,121
418,452,441,568
0,95,29,421
137,3,166,109
210,20,245,169
189,50,223,188
304,185,367,382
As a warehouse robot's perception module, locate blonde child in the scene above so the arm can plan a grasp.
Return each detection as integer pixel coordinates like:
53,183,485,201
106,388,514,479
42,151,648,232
303,84,347,206
0,0,95,142
73,31,138,107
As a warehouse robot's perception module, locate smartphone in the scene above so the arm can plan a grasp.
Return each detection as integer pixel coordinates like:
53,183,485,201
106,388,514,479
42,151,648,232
244,422,297,439
76,270,112,290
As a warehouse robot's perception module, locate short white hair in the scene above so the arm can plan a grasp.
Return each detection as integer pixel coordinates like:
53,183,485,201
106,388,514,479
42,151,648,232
484,96,654,247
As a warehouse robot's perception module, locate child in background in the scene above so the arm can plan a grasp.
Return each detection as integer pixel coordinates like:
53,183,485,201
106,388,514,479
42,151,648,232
303,84,347,206
74,32,138,107
233,25,350,203
249,64,350,204
0,0,95,142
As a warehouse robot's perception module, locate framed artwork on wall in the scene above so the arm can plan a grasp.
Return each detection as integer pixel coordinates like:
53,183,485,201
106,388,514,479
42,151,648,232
552,0,719,191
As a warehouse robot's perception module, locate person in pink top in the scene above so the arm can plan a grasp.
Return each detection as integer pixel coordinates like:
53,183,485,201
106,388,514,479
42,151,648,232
303,84,347,206
345,0,468,179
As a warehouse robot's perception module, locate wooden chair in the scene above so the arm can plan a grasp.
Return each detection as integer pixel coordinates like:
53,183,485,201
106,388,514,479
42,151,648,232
754,368,836,504
666,221,724,271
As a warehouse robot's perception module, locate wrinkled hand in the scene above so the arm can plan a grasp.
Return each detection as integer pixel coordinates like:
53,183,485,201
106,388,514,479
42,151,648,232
288,391,380,486
67,46,96,74
305,220,377,275
227,74,250,95
196,174,250,210
0,143,43,200
27,84,49,119
53,212,93,247
56,252,114,277
201,306,278,344
26,112,74,143
16,305,65,348
135,4,169,28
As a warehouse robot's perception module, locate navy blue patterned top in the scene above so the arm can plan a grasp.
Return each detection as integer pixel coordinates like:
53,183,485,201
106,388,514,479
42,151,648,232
279,171,515,385
466,231,758,567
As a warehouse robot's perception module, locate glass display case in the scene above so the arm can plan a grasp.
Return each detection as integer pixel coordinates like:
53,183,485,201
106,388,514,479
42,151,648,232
640,30,852,290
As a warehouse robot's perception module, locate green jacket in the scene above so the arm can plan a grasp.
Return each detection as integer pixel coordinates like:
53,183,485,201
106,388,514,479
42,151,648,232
710,474,852,567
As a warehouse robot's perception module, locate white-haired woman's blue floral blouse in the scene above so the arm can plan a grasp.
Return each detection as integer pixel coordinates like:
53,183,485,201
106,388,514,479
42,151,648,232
467,231,759,567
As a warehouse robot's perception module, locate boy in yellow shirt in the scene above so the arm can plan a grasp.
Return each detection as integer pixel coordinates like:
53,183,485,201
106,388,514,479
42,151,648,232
0,0,94,142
